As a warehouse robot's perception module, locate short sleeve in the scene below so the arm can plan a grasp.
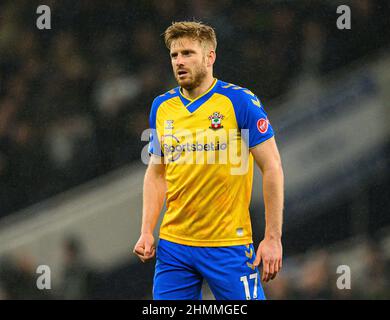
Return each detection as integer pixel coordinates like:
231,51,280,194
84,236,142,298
230,90,274,148
148,98,164,157
242,96,274,148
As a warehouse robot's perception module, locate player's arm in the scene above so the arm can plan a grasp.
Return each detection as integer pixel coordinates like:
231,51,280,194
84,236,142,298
133,155,166,262
250,137,284,282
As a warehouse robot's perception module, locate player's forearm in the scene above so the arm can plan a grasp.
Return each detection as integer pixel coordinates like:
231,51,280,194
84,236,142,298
141,165,167,235
262,163,284,239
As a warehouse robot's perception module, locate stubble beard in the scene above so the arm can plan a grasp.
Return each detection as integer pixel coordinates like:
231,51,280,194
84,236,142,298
176,63,208,91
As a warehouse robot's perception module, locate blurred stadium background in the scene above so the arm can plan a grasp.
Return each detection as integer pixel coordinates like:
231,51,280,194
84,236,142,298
0,0,389,299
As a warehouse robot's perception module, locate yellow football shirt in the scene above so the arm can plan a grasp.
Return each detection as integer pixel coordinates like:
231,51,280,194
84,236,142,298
148,79,274,246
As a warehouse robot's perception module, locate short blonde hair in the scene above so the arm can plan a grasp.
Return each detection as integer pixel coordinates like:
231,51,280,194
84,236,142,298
163,21,217,51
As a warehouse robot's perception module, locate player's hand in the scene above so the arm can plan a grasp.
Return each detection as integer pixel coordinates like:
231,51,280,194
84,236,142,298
133,233,156,263
253,237,282,282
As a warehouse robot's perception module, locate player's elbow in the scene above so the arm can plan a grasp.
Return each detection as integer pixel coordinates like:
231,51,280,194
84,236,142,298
262,158,284,176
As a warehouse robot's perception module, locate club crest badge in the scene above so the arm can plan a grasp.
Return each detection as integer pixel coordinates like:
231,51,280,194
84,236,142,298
208,112,224,130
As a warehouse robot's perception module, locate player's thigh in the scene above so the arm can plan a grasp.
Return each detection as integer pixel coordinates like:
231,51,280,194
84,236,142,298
197,244,265,300
153,239,203,300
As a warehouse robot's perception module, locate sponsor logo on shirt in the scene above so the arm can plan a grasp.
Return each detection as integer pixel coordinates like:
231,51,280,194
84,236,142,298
256,118,269,134
165,120,174,130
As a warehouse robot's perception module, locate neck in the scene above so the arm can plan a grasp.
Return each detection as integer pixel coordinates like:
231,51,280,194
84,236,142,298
182,74,215,100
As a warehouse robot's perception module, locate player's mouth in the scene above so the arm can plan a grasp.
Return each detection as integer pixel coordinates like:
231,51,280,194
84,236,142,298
177,70,189,78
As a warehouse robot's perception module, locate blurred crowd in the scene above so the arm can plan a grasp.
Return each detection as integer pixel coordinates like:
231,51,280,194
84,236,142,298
0,236,96,299
263,235,390,300
1,0,390,217
0,231,389,300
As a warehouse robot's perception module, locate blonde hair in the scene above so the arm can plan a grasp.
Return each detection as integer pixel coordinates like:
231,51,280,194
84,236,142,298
163,21,217,51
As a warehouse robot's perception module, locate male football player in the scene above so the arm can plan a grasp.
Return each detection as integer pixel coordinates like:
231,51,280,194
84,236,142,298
134,21,284,300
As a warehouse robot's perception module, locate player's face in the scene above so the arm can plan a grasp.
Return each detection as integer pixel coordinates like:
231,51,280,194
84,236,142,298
170,37,208,90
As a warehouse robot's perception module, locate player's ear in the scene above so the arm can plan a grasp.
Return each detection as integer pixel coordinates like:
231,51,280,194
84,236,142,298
207,49,216,67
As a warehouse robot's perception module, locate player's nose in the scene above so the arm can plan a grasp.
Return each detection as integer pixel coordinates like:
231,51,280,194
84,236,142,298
175,54,185,67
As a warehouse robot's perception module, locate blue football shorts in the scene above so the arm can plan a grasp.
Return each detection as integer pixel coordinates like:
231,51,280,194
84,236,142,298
153,238,265,300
